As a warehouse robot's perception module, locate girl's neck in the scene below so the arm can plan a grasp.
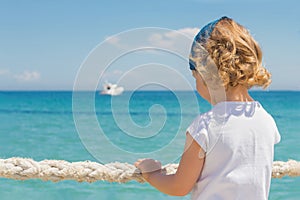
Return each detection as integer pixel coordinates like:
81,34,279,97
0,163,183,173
225,85,254,102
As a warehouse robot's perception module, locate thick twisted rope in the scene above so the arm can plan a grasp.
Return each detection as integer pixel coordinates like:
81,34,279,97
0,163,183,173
0,157,299,183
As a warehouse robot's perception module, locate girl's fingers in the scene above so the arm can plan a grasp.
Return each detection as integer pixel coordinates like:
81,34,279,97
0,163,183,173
134,161,142,167
134,158,146,167
134,158,162,173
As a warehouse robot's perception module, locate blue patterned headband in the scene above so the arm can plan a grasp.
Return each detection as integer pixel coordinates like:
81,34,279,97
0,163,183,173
189,16,230,71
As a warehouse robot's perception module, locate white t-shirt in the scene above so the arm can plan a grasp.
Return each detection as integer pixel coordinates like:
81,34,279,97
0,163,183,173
187,101,280,200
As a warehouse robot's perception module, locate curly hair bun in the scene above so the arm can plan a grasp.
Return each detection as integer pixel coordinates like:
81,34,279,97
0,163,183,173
195,17,272,90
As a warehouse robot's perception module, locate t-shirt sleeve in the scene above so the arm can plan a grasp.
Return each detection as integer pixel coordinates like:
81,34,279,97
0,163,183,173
186,115,209,152
274,126,281,144
271,117,281,144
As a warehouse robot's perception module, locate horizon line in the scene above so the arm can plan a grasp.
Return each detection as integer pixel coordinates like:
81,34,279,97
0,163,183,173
0,89,299,92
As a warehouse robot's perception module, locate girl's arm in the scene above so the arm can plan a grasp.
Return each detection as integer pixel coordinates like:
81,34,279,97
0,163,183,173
134,132,205,196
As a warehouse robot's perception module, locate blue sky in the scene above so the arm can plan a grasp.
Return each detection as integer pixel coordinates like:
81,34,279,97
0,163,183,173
0,0,299,90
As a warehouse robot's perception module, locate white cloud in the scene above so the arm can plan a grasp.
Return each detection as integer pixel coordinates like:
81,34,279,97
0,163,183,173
106,35,120,45
176,28,199,38
0,69,10,75
106,27,199,53
147,27,199,50
105,27,200,58
155,27,199,40
105,35,125,49
14,70,41,82
148,33,174,49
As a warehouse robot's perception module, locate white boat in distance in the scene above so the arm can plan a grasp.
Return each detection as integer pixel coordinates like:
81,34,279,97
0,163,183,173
100,82,124,96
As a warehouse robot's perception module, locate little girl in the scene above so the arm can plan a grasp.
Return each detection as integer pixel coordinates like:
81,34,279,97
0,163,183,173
135,16,280,199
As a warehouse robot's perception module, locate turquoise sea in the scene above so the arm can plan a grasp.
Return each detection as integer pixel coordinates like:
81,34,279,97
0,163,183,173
0,91,299,200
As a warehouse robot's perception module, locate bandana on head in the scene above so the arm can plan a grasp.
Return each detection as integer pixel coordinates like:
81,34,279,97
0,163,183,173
195,16,229,44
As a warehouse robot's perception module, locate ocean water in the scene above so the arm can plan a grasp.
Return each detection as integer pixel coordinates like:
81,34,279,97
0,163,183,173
0,91,299,200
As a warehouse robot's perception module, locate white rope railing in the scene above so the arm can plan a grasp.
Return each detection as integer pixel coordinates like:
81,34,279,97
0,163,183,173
0,157,299,183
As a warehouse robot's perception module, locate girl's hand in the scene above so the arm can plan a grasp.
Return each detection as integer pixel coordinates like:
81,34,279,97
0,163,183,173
134,158,162,179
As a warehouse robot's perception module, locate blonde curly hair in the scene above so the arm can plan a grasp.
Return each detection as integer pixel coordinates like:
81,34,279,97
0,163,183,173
190,17,271,90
